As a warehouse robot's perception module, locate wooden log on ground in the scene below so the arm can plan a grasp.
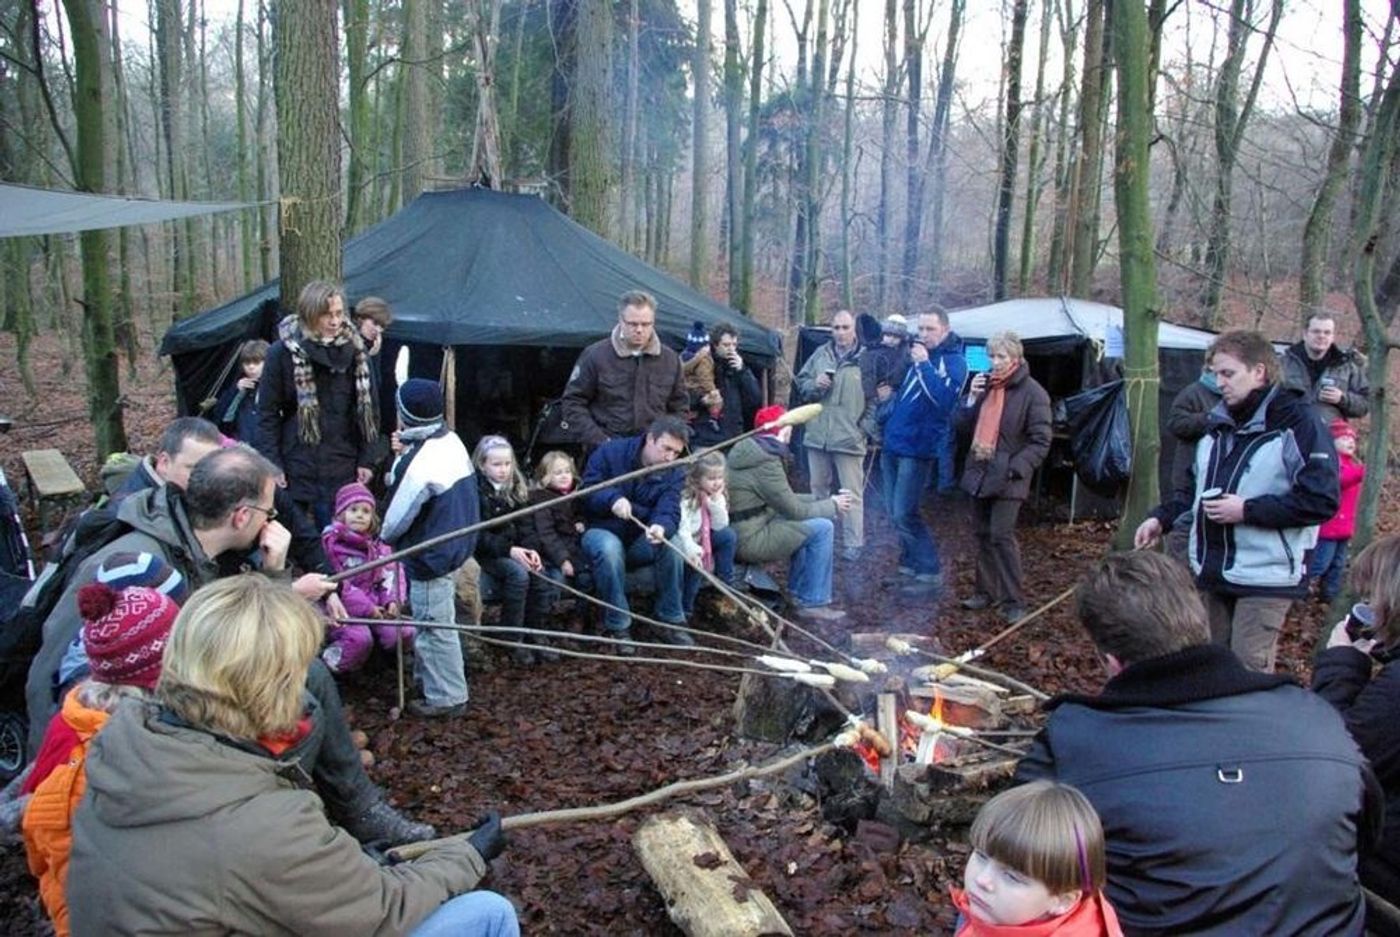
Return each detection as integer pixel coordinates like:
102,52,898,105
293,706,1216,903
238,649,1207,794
907,682,1005,730
876,692,899,790
634,812,794,937
732,671,843,743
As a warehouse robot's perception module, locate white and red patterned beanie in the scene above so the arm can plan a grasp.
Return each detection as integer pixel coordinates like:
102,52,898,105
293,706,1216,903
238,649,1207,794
77,583,178,690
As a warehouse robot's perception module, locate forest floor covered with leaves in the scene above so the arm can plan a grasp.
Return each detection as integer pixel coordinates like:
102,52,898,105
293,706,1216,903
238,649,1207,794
0,329,1395,935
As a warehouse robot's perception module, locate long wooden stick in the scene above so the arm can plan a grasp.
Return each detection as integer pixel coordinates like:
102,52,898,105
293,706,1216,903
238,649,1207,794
965,586,1077,659
388,738,842,861
333,405,825,584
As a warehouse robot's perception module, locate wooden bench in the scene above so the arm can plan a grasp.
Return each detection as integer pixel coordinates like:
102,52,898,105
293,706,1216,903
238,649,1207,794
20,449,87,534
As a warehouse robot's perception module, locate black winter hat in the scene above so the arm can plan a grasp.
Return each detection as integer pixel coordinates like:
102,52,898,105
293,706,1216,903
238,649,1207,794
397,378,444,427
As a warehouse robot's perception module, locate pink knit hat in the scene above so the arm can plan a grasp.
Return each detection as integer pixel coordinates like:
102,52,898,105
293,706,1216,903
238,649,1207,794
78,583,179,690
334,482,376,520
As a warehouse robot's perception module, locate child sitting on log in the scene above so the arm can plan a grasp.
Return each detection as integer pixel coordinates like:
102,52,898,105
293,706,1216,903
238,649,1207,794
320,482,412,673
677,452,736,619
950,780,1123,936
529,451,589,590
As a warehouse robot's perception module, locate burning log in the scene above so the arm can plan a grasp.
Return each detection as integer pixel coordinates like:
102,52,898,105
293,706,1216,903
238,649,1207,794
907,682,1004,730
634,812,794,937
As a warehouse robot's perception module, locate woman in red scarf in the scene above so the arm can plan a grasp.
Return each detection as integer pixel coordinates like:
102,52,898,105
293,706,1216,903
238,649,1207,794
957,332,1052,623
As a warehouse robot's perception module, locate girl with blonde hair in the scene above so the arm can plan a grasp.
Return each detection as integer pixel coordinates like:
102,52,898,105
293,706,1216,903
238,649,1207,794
952,780,1123,935
66,574,519,937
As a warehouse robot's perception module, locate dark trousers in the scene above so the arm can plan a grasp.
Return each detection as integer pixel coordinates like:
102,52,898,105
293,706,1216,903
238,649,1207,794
973,497,1025,608
303,657,378,820
477,554,559,637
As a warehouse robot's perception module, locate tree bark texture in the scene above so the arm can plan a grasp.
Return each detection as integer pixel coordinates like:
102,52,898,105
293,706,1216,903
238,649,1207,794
273,0,343,309
723,0,743,304
1068,0,1108,298
898,0,923,313
690,0,712,288
926,0,964,292
876,0,898,311
993,0,1029,301
401,0,432,202
1017,0,1054,294
738,0,767,313
568,0,616,238
343,0,372,232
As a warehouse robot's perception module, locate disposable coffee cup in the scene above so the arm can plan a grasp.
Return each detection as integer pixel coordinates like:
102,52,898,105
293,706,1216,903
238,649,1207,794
1201,487,1226,501
1346,603,1377,641
1321,377,1337,388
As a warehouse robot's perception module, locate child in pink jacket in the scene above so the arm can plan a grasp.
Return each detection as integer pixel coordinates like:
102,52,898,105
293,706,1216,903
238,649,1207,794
321,482,413,672
1310,419,1365,604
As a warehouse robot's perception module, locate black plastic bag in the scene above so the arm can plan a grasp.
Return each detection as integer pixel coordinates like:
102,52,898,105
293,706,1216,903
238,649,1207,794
1063,380,1132,495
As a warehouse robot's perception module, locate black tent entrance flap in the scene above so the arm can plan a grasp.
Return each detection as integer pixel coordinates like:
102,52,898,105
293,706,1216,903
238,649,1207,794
0,182,261,238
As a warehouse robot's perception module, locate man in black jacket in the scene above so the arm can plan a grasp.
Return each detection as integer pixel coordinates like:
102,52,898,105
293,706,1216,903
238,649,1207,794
1279,312,1370,423
1016,551,1372,937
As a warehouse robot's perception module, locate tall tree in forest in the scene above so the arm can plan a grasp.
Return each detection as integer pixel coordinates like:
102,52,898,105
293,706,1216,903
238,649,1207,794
738,0,767,313
1299,0,1361,316
155,0,194,313
619,0,641,250
690,0,712,288
924,0,964,291
1017,0,1054,293
993,0,1029,300
723,0,743,303
1066,0,1108,297
401,0,432,202
273,0,343,308
1107,0,1158,550
1200,0,1282,328
875,0,898,310
1044,0,1078,291
838,0,858,311
61,0,129,457
108,0,140,369
255,0,275,282
897,0,923,313
1347,56,1399,555
235,0,257,286
343,0,372,232
789,0,829,323
569,0,616,237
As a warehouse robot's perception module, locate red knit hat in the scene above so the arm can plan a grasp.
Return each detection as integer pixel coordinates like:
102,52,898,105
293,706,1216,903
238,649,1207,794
1330,419,1356,441
78,583,179,689
334,482,376,520
754,405,787,435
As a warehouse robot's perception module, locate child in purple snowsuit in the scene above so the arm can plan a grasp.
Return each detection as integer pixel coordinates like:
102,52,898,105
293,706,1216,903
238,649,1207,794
320,482,413,672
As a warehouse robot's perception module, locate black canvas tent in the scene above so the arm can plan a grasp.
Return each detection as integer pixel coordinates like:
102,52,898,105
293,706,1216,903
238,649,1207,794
161,187,779,441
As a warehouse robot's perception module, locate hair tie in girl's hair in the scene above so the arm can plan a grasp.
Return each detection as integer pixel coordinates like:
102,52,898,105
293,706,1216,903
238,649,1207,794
1074,824,1091,894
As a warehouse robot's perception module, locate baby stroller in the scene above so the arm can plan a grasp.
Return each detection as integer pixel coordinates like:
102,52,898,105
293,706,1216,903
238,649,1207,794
0,464,37,780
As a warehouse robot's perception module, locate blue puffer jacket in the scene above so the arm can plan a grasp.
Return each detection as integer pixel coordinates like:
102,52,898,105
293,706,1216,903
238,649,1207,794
381,427,479,580
580,435,683,543
879,332,967,459
1017,643,1371,937
1153,384,1339,598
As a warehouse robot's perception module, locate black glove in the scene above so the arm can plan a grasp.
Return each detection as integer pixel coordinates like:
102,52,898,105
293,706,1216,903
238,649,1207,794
467,811,506,862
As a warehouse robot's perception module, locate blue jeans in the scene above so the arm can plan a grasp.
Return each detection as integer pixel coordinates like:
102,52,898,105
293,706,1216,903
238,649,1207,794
790,517,835,608
881,451,940,575
477,555,558,632
581,528,685,631
1310,539,1349,602
410,890,519,937
681,525,738,617
409,576,468,707
930,428,957,493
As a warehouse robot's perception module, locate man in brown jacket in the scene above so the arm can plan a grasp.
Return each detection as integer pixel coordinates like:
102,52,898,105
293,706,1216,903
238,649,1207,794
561,291,689,448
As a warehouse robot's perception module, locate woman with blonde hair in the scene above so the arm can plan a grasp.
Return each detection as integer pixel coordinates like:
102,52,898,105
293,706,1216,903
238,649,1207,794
67,575,518,937
957,332,1052,623
1313,533,1400,909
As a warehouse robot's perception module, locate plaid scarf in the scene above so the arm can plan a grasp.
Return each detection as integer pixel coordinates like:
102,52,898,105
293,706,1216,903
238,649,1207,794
277,315,378,446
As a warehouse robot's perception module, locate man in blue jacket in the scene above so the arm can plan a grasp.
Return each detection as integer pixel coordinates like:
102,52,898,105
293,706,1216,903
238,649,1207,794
1017,550,1372,936
877,309,967,597
580,416,690,652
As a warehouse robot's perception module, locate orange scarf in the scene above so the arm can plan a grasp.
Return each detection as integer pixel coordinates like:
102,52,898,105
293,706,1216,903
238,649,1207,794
971,362,1019,461
950,887,1124,937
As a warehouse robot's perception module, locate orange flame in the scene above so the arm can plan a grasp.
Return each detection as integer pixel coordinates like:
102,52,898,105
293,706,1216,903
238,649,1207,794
929,687,945,727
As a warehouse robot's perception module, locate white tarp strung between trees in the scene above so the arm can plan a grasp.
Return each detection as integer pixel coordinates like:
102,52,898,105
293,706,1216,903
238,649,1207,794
0,182,262,238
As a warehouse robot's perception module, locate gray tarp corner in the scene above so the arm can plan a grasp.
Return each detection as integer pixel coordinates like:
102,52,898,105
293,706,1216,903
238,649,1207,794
0,181,261,238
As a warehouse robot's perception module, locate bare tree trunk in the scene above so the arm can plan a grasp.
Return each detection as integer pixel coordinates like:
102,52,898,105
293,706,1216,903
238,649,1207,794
619,0,640,250
1348,58,1398,555
738,0,767,313
234,0,257,285
62,0,129,457
1299,0,1361,315
690,0,712,288
723,0,743,303
401,0,431,202
467,0,504,186
1200,0,1283,328
788,0,827,324
897,0,922,312
875,0,898,311
993,0,1030,300
925,0,964,291
569,0,616,237
1067,0,1107,297
273,0,343,308
1108,0,1159,549
155,0,192,316
1045,0,1078,293
839,0,858,311
255,0,274,282
344,0,371,232
108,0,139,371
1016,0,1054,293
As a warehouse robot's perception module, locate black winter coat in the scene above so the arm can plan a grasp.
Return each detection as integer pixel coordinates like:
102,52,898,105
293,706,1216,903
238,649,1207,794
1017,644,1371,937
474,475,538,561
956,362,1052,502
691,358,762,448
528,488,581,569
256,335,376,504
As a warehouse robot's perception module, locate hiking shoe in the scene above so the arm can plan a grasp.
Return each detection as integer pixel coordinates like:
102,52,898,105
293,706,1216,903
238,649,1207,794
795,605,847,622
960,594,993,611
406,699,467,719
655,624,696,647
344,800,436,848
1000,604,1027,624
611,630,638,656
